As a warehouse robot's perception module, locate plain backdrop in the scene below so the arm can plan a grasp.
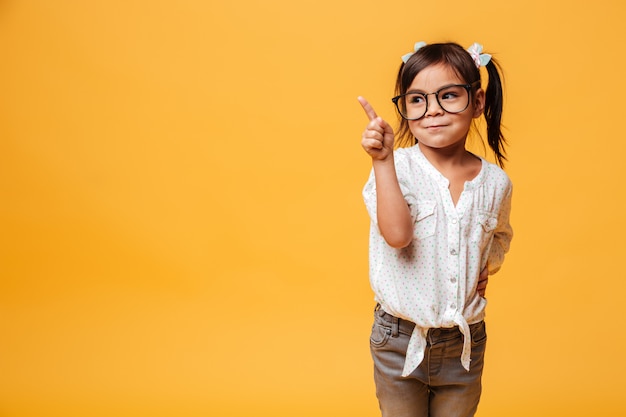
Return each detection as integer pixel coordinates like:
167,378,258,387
1,0,625,416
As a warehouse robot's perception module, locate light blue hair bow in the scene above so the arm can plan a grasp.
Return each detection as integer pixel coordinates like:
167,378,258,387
466,43,491,67
401,41,492,68
401,41,427,63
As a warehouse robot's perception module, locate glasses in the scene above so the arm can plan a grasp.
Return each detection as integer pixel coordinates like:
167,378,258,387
391,82,478,121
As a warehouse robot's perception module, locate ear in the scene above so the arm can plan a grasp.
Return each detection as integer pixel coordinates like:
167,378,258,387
472,88,485,118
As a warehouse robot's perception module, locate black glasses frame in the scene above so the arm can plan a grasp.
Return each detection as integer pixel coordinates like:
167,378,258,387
391,81,479,121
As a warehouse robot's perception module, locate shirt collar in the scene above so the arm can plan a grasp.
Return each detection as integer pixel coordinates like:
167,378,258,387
412,144,487,190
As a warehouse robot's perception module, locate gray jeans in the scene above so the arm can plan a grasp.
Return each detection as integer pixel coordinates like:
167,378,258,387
370,305,487,417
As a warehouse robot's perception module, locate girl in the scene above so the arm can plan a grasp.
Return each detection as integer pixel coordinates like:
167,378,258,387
358,41,513,417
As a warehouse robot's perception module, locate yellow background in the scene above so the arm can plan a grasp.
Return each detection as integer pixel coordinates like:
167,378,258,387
1,0,625,416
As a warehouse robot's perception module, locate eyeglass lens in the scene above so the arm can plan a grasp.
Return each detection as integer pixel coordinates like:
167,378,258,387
396,85,469,120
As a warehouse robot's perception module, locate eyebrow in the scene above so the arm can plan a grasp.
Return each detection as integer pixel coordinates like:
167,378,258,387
405,83,461,94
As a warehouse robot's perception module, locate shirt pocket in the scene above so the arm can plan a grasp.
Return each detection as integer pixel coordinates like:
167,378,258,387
413,200,437,240
471,210,498,249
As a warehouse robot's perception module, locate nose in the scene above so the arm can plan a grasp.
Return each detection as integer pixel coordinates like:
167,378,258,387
424,92,444,117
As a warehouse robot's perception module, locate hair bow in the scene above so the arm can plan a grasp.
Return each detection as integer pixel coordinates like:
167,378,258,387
401,41,427,63
467,43,491,68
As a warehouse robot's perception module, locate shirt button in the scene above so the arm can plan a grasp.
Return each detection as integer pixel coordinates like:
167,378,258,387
451,218,458,224
450,303,457,309
450,277,457,284
450,248,457,255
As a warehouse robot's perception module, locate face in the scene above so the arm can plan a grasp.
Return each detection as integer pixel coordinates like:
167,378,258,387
406,63,485,153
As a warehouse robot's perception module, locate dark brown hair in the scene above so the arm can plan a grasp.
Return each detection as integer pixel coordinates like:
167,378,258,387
394,42,507,167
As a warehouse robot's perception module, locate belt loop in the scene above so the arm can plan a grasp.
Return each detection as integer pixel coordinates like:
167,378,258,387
391,316,399,337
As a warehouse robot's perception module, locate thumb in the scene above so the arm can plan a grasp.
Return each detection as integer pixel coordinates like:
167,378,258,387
377,117,395,143
378,116,393,134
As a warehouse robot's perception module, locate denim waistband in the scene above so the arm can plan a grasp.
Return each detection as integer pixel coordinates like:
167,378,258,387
374,303,483,342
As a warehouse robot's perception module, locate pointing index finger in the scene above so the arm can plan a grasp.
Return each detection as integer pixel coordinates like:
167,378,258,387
357,96,378,121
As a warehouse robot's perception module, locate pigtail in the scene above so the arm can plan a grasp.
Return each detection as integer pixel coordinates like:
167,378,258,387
484,59,507,167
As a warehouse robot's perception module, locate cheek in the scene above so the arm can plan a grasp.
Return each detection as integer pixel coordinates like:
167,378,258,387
407,121,421,135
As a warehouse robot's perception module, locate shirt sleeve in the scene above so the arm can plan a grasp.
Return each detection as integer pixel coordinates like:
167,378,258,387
362,149,419,229
487,181,513,274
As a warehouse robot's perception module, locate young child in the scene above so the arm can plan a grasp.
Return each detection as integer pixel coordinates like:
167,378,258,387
358,41,513,417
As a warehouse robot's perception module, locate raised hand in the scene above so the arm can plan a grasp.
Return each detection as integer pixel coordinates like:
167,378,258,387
358,97,395,161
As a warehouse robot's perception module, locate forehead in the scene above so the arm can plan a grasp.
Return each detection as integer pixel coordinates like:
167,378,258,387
408,63,465,91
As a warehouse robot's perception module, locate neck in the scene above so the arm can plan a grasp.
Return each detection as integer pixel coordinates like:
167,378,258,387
417,141,473,170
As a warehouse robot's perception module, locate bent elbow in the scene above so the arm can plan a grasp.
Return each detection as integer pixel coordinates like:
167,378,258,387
378,218,414,249
384,232,413,249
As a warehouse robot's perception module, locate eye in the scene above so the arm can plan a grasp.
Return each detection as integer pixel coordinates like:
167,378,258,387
406,93,425,105
441,92,458,100
439,86,464,101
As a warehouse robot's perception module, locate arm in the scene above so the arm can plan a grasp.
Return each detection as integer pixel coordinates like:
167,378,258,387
358,97,413,248
477,181,513,296
487,183,513,274
371,158,413,248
